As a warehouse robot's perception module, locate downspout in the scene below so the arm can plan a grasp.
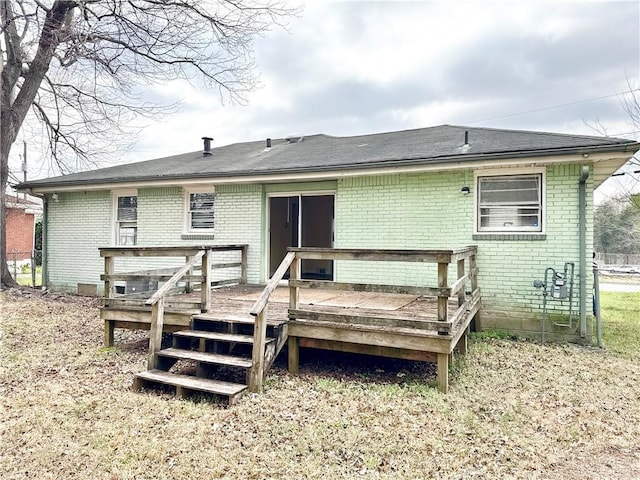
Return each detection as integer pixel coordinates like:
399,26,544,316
41,195,49,290
578,165,589,339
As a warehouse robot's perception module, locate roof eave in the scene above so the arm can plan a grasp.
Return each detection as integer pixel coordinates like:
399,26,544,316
16,142,640,193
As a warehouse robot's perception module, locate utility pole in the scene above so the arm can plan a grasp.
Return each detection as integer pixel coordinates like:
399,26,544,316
21,141,27,200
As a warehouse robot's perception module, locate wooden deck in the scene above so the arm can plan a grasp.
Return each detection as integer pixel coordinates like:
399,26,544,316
102,285,477,393
103,283,464,332
100,245,480,397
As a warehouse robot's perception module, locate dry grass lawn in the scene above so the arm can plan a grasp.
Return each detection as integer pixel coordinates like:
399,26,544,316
1,288,639,479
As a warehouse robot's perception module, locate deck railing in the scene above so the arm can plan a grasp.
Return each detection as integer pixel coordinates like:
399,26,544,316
249,246,480,392
248,251,295,392
99,244,248,365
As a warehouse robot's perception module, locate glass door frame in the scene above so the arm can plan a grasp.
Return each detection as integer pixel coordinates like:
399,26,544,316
265,190,335,282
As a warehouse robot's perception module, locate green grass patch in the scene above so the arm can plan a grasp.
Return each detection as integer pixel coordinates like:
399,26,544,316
3,289,640,479
600,291,640,358
599,274,640,285
15,266,42,287
469,329,514,340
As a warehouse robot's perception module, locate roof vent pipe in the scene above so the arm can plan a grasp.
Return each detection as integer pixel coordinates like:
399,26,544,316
202,136,213,156
266,138,272,148
464,130,469,146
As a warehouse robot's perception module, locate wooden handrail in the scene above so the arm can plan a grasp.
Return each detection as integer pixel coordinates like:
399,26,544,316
145,250,206,369
145,251,205,306
288,279,450,297
449,267,478,296
245,247,479,392
248,250,296,393
287,246,478,264
99,244,247,257
249,251,296,316
282,246,479,338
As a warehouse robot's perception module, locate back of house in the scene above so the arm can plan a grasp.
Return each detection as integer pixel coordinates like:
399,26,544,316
17,124,640,343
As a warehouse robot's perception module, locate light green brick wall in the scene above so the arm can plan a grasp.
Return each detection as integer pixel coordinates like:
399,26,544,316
45,184,264,293
334,165,594,342
335,171,472,285
214,184,263,283
46,190,111,292
473,164,594,341
138,187,183,244
45,163,594,341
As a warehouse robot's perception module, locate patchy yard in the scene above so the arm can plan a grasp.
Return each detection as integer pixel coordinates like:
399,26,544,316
1,289,639,480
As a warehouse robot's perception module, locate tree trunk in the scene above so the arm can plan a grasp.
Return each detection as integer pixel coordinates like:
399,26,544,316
1,50,18,288
1,148,17,288
1,1,76,289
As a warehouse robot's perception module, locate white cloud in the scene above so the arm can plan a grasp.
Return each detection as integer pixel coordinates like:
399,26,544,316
11,0,640,193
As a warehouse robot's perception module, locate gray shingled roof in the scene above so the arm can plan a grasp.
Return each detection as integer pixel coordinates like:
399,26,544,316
17,124,640,189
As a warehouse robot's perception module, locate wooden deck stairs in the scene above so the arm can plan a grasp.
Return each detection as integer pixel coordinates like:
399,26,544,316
133,312,288,405
102,245,481,402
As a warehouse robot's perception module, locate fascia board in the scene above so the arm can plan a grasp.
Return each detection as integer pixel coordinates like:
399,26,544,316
18,149,637,194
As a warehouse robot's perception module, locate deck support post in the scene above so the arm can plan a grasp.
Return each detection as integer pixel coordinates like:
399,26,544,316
457,259,465,306
184,255,192,293
103,255,115,346
437,352,449,393
104,256,115,307
290,254,300,310
249,306,268,393
240,246,248,284
469,253,481,330
104,320,115,347
201,249,212,312
288,336,299,374
456,328,468,355
437,262,448,335
455,258,468,355
148,297,165,370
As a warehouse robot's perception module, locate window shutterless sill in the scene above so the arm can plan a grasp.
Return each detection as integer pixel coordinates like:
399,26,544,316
473,233,546,241
181,233,215,240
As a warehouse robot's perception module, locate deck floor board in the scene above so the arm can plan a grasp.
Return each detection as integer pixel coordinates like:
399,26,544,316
103,284,468,329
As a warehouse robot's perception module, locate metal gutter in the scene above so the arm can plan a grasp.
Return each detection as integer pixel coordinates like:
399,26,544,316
593,261,603,348
15,141,640,193
41,195,49,290
578,165,590,339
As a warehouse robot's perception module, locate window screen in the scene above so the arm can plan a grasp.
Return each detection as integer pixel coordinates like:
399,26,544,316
189,192,215,230
117,195,137,245
477,174,542,232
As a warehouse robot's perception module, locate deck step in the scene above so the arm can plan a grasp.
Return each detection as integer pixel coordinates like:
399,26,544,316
193,312,283,326
174,330,275,344
134,369,247,404
157,347,253,368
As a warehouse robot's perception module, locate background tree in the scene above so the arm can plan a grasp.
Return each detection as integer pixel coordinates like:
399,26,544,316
587,83,640,209
619,84,640,203
606,83,640,205
1,0,295,288
594,194,640,254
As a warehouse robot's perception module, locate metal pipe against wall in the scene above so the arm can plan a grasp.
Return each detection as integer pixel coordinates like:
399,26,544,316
578,165,590,339
593,261,603,347
41,195,48,290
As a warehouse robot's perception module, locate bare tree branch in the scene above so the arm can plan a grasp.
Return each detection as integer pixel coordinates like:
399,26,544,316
0,0,298,286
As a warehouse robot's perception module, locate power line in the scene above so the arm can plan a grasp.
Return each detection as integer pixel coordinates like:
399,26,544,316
466,88,640,125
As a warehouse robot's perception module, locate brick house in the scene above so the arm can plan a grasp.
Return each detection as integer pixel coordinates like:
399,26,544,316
4,194,41,265
17,125,640,342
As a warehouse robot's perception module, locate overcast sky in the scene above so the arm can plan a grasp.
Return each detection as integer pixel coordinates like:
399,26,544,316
11,0,640,198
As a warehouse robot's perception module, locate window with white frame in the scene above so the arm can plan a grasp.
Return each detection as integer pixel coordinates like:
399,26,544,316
476,173,543,233
186,190,215,231
115,193,138,245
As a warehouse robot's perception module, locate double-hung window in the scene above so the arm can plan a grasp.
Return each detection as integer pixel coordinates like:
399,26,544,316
115,192,137,245
476,172,543,233
186,190,215,232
